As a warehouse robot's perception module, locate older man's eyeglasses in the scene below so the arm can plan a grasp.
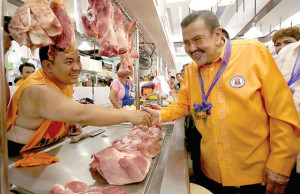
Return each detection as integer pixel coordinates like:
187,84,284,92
183,34,210,48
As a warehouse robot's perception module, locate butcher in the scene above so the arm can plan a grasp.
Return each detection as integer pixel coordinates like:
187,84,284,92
7,46,152,157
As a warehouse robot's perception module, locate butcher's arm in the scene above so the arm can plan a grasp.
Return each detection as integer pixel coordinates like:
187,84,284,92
109,88,122,109
28,85,151,126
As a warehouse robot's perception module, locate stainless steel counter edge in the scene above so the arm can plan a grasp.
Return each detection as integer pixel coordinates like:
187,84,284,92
159,118,190,194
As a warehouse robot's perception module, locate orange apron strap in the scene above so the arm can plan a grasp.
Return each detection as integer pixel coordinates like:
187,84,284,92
20,120,52,152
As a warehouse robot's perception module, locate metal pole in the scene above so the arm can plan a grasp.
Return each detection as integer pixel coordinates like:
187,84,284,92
134,29,140,110
0,0,10,193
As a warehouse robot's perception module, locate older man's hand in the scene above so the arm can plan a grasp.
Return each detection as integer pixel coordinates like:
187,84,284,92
262,167,289,194
141,106,160,126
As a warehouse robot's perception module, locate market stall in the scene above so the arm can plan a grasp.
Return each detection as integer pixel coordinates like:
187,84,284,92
8,120,189,194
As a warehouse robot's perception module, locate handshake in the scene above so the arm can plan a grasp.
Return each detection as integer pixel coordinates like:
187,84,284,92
127,107,160,128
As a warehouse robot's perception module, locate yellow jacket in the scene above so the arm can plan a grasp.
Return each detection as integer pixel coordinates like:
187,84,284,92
7,68,73,152
159,39,300,186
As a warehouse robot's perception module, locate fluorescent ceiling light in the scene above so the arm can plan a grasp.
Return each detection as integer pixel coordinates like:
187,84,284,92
189,0,217,10
244,23,263,39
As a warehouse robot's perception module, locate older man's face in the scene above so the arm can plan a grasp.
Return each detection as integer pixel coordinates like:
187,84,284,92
182,19,222,66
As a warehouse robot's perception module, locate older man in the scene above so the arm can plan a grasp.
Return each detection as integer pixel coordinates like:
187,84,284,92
7,46,152,157
143,10,300,194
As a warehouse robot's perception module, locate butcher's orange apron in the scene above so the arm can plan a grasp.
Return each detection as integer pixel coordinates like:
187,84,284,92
7,68,73,152
14,79,24,86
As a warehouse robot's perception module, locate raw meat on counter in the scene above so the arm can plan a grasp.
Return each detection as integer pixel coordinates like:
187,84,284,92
51,180,126,194
89,125,163,185
112,131,161,157
50,0,77,54
8,0,62,51
90,147,152,185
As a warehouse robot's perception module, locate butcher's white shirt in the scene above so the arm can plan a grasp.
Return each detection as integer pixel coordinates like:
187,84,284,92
276,40,300,173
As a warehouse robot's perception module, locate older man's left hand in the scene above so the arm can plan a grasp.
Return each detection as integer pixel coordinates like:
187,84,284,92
262,167,289,194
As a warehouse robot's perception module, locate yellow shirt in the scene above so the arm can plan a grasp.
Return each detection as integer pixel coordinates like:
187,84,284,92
159,39,300,186
14,78,24,86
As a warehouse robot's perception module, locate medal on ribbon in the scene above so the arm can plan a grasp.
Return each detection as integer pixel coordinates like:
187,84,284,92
193,38,232,126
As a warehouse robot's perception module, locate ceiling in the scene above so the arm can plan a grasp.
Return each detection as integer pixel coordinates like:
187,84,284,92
5,0,300,73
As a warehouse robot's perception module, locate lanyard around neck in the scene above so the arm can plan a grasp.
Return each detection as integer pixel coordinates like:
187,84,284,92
198,38,232,104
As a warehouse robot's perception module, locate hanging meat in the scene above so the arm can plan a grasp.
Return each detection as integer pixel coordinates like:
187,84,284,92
50,0,77,54
82,0,118,58
125,19,139,58
114,6,128,54
8,0,62,51
51,180,126,194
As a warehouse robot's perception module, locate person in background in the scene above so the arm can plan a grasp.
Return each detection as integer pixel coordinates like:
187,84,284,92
272,26,300,54
141,76,155,98
221,28,230,39
15,63,36,86
7,46,152,157
108,78,113,87
142,10,300,194
169,76,176,95
84,78,93,87
139,76,143,82
175,73,183,90
97,79,106,87
143,76,149,81
275,40,300,193
109,63,134,109
181,63,189,79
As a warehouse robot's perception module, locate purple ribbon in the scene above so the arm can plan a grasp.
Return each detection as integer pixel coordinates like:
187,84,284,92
287,50,300,94
193,102,213,115
194,38,232,115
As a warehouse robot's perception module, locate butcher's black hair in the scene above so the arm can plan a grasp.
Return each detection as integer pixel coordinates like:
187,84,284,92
39,46,51,63
181,10,220,34
171,76,175,80
19,62,35,73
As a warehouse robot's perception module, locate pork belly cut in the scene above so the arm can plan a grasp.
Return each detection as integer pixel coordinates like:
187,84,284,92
112,130,161,157
90,147,151,185
51,181,126,194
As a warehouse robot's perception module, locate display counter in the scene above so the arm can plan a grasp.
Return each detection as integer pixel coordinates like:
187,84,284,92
8,119,189,194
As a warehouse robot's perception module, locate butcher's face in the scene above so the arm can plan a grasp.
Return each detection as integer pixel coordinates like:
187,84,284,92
182,19,222,66
52,51,82,88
